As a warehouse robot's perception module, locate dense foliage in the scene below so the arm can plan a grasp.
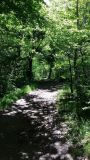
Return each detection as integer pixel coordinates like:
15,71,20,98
0,0,47,96
0,0,90,157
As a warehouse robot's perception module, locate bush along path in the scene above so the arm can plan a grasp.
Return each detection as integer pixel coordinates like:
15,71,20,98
0,84,88,160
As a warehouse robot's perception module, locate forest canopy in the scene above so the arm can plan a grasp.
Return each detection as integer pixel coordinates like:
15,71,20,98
0,0,90,105
0,0,90,158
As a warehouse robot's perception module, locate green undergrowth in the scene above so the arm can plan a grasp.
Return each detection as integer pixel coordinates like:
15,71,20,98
0,83,37,110
66,115,90,158
57,85,90,158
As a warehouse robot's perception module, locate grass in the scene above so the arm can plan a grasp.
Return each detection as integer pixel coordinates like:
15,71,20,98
57,84,90,158
0,83,37,110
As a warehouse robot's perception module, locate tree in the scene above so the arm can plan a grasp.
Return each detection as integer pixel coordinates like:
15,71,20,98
45,0,90,114
0,0,47,96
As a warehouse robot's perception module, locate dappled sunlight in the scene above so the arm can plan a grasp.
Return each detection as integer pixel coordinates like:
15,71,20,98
0,84,75,160
0,0,90,159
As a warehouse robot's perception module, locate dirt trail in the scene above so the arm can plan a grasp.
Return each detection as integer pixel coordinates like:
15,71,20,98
0,84,82,160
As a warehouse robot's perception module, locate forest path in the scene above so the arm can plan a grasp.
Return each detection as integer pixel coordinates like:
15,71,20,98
0,83,78,160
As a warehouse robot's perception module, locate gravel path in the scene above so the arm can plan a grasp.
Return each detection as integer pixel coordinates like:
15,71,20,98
0,85,85,160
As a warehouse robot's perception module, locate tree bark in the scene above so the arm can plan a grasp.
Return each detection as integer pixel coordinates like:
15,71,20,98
48,65,52,80
74,49,78,89
68,53,73,94
80,47,87,80
27,57,33,81
76,0,79,29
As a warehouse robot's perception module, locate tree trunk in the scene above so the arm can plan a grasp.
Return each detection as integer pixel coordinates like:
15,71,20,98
27,57,33,81
68,54,73,94
80,47,87,80
48,65,52,79
74,49,78,90
76,0,79,29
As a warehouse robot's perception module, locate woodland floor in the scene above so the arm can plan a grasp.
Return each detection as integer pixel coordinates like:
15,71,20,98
0,83,88,160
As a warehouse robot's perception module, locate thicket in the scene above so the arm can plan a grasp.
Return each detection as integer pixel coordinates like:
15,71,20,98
0,0,90,156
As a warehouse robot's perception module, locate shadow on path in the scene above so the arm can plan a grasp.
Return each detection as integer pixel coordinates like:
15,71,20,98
0,84,75,160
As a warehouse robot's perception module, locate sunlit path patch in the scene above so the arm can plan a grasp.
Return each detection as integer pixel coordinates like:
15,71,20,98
0,84,85,160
